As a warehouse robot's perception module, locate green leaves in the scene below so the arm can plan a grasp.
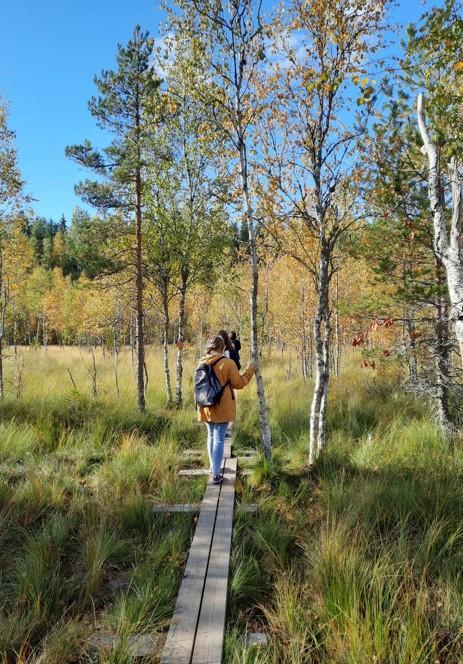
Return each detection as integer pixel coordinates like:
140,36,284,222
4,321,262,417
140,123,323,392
0,98,24,215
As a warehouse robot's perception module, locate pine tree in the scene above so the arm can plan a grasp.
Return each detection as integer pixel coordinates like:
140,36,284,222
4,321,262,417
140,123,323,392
66,26,164,412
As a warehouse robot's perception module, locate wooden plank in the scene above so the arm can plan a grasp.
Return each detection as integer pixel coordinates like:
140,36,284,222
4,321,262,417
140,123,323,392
160,477,221,663
223,439,232,460
246,632,268,647
179,469,210,477
90,633,160,656
153,503,199,513
192,457,237,664
237,456,255,464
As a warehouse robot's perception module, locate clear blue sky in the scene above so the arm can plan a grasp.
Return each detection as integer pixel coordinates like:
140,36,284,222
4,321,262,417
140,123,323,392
1,0,429,222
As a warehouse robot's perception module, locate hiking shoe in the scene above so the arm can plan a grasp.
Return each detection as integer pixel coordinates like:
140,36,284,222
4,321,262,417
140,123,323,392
212,474,222,484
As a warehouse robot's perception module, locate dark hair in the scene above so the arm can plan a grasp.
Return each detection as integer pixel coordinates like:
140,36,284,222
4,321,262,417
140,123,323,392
230,331,237,340
206,335,225,355
217,329,233,351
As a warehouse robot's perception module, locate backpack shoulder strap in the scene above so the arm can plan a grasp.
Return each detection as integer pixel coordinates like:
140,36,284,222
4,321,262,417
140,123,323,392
208,356,235,400
209,355,225,368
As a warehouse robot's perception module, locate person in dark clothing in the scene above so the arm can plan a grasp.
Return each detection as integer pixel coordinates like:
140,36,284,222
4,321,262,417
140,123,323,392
218,329,241,369
230,330,241,370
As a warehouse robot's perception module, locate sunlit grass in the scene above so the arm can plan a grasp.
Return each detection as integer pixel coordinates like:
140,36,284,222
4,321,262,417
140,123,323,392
0,346,201,661
227,353,463,663
2,346,463,661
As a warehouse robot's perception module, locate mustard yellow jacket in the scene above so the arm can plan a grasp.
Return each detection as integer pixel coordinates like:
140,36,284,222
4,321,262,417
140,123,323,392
197,353,256,423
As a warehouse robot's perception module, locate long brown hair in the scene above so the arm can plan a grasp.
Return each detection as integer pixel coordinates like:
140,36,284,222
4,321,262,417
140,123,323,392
206,335,225,355
217,329,233,351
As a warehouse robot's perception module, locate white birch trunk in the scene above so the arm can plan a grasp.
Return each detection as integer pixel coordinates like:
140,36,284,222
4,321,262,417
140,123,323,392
238,136,272,459
174,287,186,408
0,245,4,399
162,293,173,406
417,93,463,365
309,247,331,464
434,291,451,432
334,270,341,377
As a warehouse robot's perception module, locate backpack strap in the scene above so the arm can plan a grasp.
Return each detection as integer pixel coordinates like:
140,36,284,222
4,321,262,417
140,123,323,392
210,355,225,367
210,355,235,401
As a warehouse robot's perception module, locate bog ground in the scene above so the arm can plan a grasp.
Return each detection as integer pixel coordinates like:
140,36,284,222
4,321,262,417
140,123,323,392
0,347,462,662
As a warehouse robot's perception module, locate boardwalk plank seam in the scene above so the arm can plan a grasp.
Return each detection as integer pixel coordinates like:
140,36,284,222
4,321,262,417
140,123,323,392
191,457,237,664
160,430,236,664
160,477,222,664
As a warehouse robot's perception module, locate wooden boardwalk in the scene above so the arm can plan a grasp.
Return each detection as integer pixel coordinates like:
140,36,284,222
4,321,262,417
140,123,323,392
160,434,236,664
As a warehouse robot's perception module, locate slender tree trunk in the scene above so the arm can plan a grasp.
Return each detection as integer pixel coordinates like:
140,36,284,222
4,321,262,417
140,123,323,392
417,95,463,365
434,293,451,433
405,313,418,385
433,260,452,432
263,259,270,349
162,289,173,406
43,320,48,354
309,247,331,465
317,327,331,456
25,316,31,346
129,317,135,372
12,304,17,358
334,270,341,377
237,133,272,459
134,145,145,412
174,285,187,408
301,282,308,382
113,323,120,398
0,247,4,399
90,348,98,398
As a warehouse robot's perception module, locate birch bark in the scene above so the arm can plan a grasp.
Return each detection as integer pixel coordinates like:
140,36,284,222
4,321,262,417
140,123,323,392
417,93,463,366
0,244,4,399
174,285,187,408
309,247,331,463
162,290,173,405
238,134,272,459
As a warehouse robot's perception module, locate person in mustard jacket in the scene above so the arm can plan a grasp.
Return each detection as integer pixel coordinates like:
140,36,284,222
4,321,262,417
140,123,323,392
198,334,256,483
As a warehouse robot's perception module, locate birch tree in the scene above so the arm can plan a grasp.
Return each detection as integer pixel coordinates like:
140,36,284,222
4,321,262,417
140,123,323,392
167,0,273,457
0,99,25,398
417,101,463,366
405,0,463,370
145,44,230,408
260,0,389,464
359,90,457,432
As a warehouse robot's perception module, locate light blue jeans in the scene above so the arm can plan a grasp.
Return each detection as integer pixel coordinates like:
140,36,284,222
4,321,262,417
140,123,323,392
206,422,229,477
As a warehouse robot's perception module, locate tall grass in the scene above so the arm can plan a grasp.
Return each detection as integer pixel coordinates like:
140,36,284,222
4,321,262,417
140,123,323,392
0,346,202,661
228,357,463,663
2,346,463,661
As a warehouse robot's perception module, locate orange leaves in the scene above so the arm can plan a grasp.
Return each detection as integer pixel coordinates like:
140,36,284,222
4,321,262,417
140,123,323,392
354,318,395,368
352,334,365,347
351,317,394,346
